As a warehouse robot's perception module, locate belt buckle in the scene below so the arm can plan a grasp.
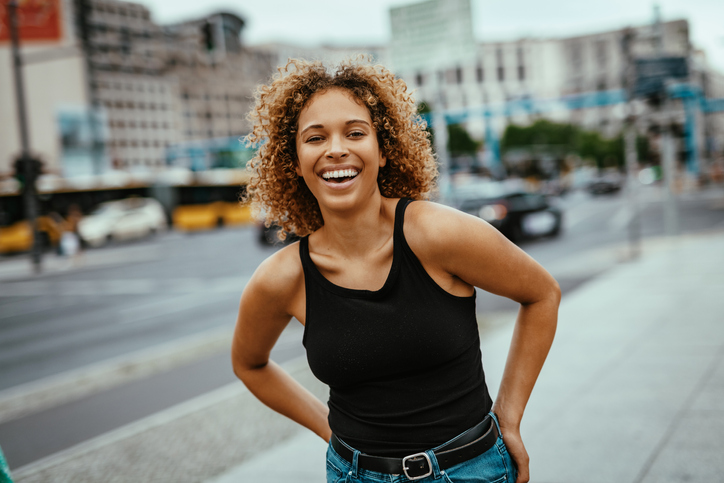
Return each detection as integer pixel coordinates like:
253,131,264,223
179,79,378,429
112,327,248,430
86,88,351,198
402,452,432,480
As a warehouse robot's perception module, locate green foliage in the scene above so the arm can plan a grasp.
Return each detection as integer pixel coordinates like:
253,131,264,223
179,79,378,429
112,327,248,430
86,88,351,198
501,120,577,149
447,124,482,156
417,102,434,148
501,119,651,170
417,103,483,157
417,102,432,114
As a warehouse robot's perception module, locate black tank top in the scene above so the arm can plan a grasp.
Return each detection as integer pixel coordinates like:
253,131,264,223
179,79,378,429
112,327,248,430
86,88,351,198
300,198,492,457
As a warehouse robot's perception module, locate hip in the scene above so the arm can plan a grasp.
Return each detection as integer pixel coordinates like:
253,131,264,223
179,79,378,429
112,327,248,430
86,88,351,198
325,412,517,483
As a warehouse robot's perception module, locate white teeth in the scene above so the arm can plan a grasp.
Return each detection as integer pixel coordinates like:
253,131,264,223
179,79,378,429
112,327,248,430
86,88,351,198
322,169,359,180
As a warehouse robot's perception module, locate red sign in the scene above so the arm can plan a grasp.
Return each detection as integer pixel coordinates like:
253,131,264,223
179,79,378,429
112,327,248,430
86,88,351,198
0,0,63,42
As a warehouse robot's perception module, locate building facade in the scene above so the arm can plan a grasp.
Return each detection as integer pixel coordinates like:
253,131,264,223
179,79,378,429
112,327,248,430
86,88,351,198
0,0,275,181
390,5,722,175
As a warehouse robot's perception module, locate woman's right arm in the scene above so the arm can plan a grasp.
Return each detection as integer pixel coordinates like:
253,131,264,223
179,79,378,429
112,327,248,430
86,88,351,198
231,245,332,442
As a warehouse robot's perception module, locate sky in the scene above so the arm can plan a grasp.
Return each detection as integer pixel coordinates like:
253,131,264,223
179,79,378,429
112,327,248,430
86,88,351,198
136,0,724,73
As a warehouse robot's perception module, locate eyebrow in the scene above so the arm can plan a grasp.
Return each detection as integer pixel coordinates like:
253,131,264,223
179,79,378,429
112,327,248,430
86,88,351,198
299,119,371,136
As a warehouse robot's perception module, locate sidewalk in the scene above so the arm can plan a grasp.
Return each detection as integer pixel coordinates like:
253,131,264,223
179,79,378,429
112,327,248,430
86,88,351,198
209,230,724,483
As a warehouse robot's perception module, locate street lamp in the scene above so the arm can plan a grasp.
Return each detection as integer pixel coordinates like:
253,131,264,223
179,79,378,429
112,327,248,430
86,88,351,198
8,0,43,273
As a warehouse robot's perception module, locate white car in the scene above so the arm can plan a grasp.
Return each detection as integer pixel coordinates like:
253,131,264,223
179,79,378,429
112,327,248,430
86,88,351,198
78,197,167,247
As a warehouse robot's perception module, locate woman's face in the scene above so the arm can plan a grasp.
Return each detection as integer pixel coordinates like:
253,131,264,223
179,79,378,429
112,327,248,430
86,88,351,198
295,88,386,214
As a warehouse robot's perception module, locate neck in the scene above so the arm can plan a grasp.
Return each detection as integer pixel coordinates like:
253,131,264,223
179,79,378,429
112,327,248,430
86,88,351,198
315,194,395,257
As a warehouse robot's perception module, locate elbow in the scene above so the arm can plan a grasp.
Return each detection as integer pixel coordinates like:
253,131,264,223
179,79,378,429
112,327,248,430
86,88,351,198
550,277,562,305
520,276,561,308
231,347,268,383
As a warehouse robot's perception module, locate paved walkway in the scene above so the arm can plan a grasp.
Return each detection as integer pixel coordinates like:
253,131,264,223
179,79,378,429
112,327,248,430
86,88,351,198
210,230,724,483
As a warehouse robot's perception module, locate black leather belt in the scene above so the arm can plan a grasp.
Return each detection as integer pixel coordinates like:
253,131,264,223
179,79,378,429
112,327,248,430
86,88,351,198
330,415,499,480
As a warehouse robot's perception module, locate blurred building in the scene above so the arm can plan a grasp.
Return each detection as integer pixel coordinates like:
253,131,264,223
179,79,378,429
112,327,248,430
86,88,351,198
0,0,275,181
394,18,694,134
390,0,724,174
251,42,388,73
0,0,88,182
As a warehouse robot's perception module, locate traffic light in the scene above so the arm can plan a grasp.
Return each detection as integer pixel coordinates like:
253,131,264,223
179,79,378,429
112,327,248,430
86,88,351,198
13,155,43,195
201,22,214,51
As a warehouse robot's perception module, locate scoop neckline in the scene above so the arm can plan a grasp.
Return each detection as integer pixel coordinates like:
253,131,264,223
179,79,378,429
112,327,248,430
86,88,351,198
300,199,407,299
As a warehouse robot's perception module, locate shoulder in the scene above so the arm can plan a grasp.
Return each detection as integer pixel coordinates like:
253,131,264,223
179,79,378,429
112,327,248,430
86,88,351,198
403,200,502,267
242,241,304,314
404,200,496,245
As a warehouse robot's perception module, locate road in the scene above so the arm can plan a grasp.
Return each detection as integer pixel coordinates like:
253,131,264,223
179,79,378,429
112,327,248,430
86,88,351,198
1,184,723,469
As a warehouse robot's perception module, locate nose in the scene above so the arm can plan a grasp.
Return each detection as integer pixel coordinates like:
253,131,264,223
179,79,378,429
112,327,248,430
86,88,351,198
326,135,349,160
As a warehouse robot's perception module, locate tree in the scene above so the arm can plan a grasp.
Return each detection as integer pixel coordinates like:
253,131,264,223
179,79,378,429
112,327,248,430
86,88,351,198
417,102,434,148
447,124,481,157
501,119,650,171
416,102,483,158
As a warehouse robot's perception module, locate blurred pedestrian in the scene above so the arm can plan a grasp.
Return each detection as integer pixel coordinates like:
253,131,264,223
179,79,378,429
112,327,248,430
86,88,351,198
60,204,83,267
232,58,559,483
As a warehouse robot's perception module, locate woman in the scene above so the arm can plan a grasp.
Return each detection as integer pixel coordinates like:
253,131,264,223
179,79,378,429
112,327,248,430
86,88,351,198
232,58,559,483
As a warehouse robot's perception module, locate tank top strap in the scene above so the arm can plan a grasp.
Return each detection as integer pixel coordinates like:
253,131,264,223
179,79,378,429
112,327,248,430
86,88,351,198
299,235,312,271
394,197,414,241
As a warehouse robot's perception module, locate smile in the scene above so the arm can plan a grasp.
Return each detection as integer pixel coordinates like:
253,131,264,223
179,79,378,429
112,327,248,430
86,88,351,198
321,169,360,182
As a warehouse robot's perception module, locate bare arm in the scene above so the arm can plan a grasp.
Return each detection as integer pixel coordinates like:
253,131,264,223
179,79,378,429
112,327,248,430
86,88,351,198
406,202,560,483
231,245,332,442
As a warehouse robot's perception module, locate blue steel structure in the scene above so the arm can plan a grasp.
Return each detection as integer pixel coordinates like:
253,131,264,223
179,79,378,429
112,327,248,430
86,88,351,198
420,87,724,174
165,137,254,171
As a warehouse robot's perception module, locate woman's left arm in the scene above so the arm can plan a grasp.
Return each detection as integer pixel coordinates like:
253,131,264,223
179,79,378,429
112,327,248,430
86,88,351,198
406,201,560,483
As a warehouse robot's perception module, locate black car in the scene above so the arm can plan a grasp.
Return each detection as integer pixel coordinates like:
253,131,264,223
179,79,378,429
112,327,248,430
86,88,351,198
586,172,623,195
258,222,300,246
453,187,562,242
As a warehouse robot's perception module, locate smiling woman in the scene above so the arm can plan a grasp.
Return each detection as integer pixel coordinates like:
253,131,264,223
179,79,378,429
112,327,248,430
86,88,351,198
232,57,559,483
244,58,436,240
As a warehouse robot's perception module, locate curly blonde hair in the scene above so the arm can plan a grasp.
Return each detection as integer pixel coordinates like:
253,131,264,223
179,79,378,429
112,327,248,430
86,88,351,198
244,57,437,238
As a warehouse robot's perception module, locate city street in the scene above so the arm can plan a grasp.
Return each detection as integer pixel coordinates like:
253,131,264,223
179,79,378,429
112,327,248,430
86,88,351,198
1,185,724,471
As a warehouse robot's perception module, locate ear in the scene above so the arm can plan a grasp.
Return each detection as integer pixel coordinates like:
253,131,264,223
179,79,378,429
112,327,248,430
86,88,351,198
294,155,303,177
379,150,387,168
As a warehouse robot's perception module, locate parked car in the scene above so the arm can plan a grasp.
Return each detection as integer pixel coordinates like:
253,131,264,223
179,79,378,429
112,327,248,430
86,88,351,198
0,215,64,254
452,184,562,242
77,197,167,247
172,201,253,232
585,171,623,195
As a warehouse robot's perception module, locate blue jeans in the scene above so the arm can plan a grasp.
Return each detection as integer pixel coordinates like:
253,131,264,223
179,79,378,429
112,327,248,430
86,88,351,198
326,412,518,482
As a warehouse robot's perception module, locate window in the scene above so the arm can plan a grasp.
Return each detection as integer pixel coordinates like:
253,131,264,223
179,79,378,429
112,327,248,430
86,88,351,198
455,66,463,84
476,65,484,83
496,47,505,82
415,72,424,86
596,40,608,68
570,42,583,70
517,47,525,81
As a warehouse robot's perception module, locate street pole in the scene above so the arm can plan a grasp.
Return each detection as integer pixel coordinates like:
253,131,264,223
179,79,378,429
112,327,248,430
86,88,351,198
622,28,641,259
661,124,680,236
624,125,640,257
653,4,680,238
433,73,451,202
8,0,42,273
